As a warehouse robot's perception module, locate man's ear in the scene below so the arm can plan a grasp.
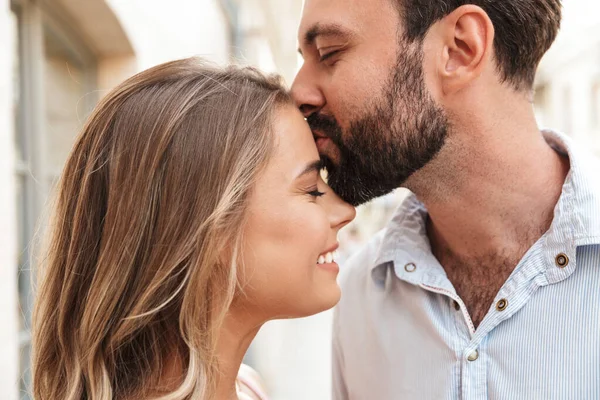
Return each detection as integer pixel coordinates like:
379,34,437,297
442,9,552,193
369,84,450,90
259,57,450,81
434,5,495,95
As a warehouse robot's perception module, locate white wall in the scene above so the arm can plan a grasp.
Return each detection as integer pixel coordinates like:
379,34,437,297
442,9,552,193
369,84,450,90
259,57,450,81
253,312,334,400
106,0,231,70
0,2,20,399
236,0,303,84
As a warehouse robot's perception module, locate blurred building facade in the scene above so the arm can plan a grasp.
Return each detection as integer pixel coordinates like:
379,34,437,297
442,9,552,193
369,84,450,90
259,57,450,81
1,1,599,400
535,1,600,158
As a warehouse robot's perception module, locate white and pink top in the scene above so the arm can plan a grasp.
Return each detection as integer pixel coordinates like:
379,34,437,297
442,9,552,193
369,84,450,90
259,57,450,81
236,364,269,400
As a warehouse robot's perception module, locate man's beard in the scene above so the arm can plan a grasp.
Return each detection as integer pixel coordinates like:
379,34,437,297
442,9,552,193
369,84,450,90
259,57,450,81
307,41,449,207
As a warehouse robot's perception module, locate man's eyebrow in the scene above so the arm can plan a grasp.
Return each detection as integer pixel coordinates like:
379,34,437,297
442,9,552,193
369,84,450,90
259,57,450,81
298,23,353,55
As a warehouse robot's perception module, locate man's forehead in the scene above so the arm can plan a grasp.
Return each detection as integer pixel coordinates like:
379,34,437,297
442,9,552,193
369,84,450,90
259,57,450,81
298,0,393,39
299,0,351,33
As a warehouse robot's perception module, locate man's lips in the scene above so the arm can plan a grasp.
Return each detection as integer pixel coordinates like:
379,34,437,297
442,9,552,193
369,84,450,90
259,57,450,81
312,129,328,140
317,137,337,156
311,129,329,151
312,129,341,163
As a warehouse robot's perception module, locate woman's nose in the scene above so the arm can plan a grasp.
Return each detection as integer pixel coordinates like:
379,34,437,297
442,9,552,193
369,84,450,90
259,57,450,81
325,188,356,232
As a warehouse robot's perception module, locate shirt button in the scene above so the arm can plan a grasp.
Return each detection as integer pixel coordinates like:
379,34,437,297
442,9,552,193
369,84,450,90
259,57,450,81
467,350,479,362
496,298,508,311
404,263,417,273
555,253,569,268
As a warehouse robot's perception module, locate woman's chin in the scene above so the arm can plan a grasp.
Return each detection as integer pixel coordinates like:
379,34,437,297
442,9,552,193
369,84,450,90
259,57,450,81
324,284,342,310
294,284,342,318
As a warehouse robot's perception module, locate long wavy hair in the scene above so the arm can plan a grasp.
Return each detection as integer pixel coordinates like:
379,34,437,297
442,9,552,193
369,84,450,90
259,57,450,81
31,57,291,400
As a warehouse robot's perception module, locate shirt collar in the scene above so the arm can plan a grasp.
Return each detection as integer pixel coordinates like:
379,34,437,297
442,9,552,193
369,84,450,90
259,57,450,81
371,130,600,287
370,193,437,288
541,130,600,283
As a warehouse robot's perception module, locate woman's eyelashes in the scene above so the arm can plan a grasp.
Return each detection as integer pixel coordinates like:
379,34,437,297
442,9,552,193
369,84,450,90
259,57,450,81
307,188,326,199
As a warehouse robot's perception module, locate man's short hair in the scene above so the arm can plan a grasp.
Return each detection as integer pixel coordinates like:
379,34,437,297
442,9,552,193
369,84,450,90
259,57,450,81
393,0,562,90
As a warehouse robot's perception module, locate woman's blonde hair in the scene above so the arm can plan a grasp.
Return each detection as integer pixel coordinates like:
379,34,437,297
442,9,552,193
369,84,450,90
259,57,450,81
31,57,292,400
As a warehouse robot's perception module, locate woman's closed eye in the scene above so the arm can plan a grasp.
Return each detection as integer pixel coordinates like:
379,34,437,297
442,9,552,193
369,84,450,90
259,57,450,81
307,188,326,199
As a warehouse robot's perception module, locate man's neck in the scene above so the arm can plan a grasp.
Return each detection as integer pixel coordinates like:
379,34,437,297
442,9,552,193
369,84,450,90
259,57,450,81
407,112,570,262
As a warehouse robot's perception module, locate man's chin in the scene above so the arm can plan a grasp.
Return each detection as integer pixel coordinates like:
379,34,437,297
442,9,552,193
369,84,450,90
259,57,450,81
327,170,401,206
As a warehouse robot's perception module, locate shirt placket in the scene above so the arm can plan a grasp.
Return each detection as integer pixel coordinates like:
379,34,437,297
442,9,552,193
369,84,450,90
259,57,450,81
419,282,487,400
416,251,549,400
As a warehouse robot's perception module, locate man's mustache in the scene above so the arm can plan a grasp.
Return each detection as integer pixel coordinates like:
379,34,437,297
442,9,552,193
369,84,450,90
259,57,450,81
306,113,343,140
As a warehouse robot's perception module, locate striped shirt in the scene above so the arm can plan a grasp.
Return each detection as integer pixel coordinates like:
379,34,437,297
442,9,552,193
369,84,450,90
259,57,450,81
332,130,600,400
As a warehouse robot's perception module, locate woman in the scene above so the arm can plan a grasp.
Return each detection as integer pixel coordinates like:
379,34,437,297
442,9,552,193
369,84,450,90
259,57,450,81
31,58,355,400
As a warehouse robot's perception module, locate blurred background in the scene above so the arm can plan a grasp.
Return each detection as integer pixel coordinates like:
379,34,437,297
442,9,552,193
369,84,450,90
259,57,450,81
1,0,599,399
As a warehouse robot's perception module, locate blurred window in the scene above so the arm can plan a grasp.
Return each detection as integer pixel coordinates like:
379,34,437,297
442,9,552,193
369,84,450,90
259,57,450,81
562,86,573,134
12,2,97,398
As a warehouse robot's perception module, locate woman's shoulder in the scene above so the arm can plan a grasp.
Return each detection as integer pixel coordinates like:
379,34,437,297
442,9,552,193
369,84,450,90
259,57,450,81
236,364,269,400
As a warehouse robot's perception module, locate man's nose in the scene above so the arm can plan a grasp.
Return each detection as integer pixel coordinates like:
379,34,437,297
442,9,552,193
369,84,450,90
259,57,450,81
291,66,326,118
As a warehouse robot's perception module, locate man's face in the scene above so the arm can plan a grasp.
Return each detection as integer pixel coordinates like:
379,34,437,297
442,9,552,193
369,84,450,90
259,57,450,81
292,0,449,206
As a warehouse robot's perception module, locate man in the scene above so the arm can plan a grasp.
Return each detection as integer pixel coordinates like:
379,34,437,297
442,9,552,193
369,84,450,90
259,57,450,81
292,0,600,399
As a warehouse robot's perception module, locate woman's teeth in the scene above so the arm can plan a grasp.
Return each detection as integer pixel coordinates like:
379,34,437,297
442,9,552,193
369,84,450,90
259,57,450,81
317,251,338,265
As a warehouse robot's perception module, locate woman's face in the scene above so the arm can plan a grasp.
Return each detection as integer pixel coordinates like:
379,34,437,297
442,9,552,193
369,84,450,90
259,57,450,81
238,105,356,320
